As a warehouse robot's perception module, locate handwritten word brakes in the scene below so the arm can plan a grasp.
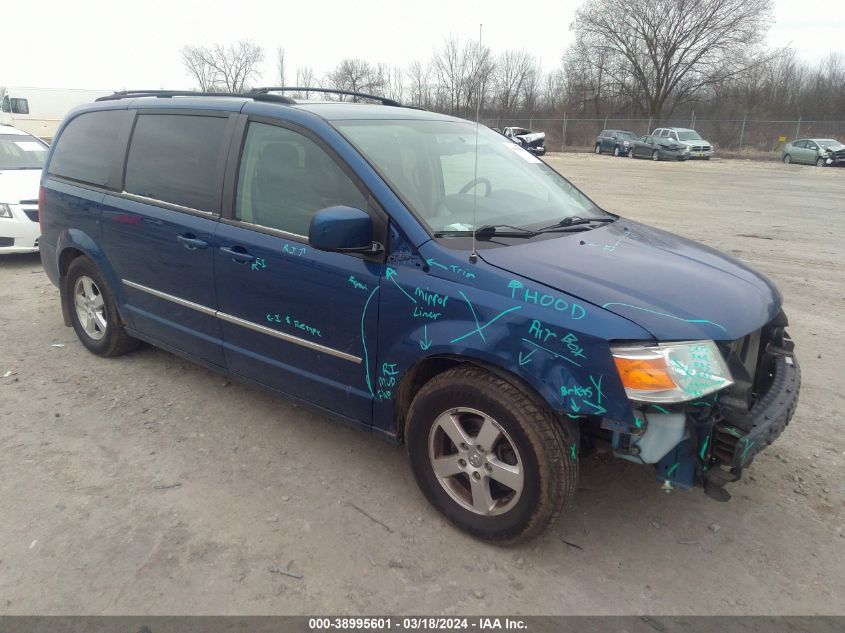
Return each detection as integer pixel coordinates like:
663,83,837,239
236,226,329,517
508,280,586,319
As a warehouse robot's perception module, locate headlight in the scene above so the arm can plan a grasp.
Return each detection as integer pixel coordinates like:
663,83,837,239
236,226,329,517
684,146,691,153
0,204,13,218
623,140,630,146
611,341,733,403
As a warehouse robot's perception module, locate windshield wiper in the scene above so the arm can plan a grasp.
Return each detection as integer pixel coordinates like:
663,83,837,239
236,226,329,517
434,224,537,239
534,216,616,233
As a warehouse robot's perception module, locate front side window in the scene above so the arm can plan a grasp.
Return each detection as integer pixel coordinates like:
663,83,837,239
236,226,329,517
48,110,126,187
335,119,603,236
0,135,47,170
124,114,228,212
235,122,368,237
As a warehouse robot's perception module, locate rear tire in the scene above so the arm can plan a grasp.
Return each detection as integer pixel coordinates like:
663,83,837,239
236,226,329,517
652,150,660,161
64,257,140,357
783,154,791,164
594,144,601,155
406,366,578,544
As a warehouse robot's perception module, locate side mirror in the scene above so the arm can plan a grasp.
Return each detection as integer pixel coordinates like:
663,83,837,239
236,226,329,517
308,206,382,254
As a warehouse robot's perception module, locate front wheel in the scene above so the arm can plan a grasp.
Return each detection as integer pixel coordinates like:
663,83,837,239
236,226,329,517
594,144,602,155
816,157,825,167
613,146,621,157
65,257,140,357
406,366,578,543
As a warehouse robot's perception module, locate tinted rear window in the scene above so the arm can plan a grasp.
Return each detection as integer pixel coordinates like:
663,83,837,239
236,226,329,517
124,114,228,213
48,110,126,187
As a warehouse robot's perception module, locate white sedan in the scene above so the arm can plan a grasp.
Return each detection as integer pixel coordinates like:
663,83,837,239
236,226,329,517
0,124,47,254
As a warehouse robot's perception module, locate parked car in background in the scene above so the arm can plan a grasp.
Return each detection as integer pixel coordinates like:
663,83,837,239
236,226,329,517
782,138,845,167
1,86,112,141
0,124,47,253
494,126,546,155
39,89,799,543
628,134,688,161
653,127,713,159
594,129,638,156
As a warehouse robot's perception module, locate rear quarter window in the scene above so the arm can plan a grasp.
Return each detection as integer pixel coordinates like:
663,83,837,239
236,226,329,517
48,110,127,188
124,113,229,213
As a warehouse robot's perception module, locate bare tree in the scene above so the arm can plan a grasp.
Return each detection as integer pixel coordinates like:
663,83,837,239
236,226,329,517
180,41,266,93
434,37,494,117
276,48,286,86
181,45,218,91
294,67,318,98
326,59,384,98
494,50,535,116
569,0,775,120
407,60,434,108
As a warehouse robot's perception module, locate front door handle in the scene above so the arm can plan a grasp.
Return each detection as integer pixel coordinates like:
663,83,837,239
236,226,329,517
219,245,255,264
177,234,209,250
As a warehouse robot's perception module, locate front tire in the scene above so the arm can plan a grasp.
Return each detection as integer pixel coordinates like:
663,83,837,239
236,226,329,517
594,144,602,155
816,157,825,167
406,366,578,543
613,146,621,157
65,257,140,357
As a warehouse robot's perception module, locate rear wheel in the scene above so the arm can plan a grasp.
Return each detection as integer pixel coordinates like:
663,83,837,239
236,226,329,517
652,150,660,161
594,143,601,155
406,366,578,543
783,154,791,164
65,257,140,357
613,146,621,157
629,148,636,158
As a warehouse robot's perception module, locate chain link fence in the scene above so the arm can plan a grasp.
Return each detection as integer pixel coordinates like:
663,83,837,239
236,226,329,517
483,116,845,155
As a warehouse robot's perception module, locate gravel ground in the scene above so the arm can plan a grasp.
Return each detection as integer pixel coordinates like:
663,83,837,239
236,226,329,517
0,155,843,615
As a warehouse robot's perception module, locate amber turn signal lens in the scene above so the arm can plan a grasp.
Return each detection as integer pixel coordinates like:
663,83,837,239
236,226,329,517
613,356,676,391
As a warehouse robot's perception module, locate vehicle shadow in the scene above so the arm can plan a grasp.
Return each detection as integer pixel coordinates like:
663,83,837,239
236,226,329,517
0,252,42,271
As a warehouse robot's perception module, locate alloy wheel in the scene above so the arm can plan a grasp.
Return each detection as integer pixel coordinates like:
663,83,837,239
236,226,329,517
73,275,107,340
428,407,524,516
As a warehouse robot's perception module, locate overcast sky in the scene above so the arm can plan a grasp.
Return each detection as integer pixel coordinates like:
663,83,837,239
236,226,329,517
3,0,843,90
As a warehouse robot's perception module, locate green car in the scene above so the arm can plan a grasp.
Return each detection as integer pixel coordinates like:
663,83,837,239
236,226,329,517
782,138,845,167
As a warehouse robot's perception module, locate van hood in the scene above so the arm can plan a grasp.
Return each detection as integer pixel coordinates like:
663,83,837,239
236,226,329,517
0,169,42,203
479,219,781,341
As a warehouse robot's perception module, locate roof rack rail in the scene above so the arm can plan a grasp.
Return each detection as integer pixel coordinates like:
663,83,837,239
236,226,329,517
95,90,296,105
251,86,401,107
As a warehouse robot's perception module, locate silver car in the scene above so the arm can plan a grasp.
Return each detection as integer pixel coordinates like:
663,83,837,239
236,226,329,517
782,138,845,167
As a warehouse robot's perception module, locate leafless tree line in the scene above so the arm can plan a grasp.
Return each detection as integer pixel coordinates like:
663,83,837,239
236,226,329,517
181,0,844,124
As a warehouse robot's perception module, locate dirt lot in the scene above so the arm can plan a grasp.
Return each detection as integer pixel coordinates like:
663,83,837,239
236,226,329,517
1,155,843,615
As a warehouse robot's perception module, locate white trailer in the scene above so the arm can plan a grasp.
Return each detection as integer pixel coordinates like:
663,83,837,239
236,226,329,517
0,86,113,141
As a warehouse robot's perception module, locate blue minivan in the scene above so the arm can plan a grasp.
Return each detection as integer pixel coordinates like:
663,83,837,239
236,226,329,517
38,89,800,542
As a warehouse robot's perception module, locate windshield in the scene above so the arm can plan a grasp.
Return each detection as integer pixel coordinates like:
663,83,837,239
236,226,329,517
335,120,604,235
818,139,842,148
0,135,47,170
618,131,638,140
677,131,702,141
